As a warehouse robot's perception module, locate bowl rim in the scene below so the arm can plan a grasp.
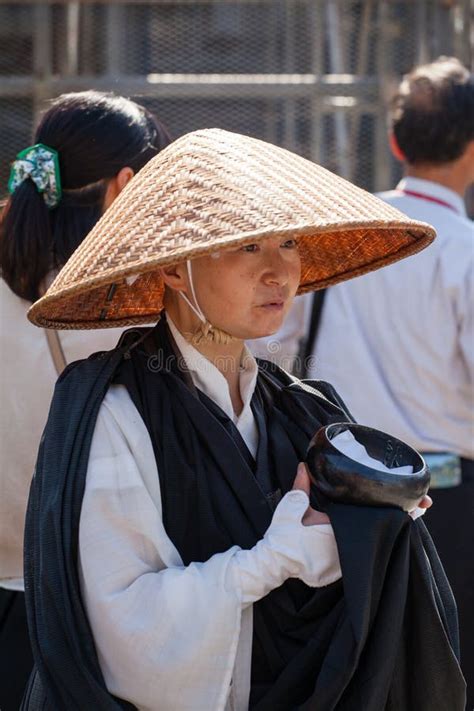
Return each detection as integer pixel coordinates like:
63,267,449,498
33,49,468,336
313,421,428,480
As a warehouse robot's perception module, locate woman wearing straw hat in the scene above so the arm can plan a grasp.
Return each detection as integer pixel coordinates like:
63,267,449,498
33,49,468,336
0,91,170,711
22,130,465,710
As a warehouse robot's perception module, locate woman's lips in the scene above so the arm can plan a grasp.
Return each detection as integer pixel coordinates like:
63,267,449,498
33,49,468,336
257,301,284,311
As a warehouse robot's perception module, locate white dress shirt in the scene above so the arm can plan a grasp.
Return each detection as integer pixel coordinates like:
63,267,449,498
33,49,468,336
78,315,342,711
310,177,474,459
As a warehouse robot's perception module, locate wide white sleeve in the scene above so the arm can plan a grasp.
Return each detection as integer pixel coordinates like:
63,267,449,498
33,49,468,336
229,491,341,609
79,387,243,711
78,386,341,711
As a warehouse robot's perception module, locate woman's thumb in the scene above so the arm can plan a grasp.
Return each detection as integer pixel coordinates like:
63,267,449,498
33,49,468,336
292,462,311,497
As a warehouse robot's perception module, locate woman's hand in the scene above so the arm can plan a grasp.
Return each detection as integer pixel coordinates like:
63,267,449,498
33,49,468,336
292,462,433,524
292,462,330,525
408,494,433,520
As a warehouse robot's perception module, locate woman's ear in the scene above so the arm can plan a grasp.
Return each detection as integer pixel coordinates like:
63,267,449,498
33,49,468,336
103,167,135,210
159,264,188,293
115,166,135,193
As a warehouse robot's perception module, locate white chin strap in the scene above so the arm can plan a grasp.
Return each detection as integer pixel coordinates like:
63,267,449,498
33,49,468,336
178,261,207,323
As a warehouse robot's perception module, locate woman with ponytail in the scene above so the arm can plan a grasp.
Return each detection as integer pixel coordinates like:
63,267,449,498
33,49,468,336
0,91,171,710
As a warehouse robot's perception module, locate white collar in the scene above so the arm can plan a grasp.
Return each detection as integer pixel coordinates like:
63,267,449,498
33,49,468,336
396,177,467,217
165,313,259,423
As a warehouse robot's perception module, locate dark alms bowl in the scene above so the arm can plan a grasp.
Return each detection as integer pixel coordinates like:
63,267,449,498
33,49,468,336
306,422,430,512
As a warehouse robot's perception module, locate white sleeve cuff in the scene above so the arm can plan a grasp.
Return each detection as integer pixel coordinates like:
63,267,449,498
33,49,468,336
226,490,342,608
409,506,426,520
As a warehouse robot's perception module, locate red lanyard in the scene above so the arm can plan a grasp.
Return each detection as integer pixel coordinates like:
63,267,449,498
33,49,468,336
398,189,459,214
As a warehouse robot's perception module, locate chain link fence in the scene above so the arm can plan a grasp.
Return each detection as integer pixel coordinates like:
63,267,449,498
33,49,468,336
1,0,472,210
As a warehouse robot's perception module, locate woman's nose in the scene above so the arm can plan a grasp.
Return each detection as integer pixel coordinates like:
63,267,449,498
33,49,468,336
262,253,289,286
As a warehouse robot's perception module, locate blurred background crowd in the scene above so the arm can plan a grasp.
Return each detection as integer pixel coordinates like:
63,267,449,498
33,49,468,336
0,0,472,209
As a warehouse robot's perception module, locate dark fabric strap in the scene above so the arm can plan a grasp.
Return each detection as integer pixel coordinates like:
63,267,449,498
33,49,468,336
299,289,326,379
23,346,137,710
20,670,52,711
461,457,474,481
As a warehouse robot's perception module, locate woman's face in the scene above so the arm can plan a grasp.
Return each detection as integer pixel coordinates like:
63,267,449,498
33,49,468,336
188,235,301,340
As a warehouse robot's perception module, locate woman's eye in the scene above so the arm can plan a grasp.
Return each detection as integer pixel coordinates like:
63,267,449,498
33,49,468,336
282,239,297,249
241,244,259,253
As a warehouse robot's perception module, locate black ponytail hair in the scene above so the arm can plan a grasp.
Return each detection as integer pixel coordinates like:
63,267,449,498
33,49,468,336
0,91,171,301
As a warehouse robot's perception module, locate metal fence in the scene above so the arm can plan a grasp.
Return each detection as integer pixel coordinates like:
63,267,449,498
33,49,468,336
0,0,472,205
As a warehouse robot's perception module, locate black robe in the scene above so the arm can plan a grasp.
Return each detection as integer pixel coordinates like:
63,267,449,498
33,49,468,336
22,319,466,710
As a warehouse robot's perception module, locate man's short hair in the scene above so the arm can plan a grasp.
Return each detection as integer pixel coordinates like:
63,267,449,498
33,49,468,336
390,56,474,165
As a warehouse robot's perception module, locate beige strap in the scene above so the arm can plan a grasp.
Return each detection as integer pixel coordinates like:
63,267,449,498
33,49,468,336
39,280,67,376
44,328,67,376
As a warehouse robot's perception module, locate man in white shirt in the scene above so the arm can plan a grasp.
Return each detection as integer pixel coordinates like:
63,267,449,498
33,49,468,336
310,56,474,706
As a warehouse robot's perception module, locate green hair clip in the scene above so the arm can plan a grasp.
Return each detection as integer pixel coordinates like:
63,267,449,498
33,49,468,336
8,143,62,209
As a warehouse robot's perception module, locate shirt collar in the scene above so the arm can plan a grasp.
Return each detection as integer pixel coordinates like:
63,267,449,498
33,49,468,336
397,177,467,218
165,313,259,423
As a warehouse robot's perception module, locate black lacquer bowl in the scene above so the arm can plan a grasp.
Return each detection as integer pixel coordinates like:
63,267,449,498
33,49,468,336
306,422,430,512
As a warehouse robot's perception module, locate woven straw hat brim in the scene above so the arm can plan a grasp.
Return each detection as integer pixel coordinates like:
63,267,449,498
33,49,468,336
28,129,435,330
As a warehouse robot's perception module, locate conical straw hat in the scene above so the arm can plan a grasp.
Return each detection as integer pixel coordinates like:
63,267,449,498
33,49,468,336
28,128,435,330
